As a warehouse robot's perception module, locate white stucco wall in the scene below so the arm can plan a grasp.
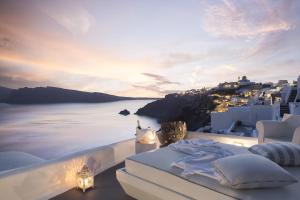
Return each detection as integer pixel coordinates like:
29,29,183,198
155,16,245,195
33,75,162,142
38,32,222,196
297,76,300,99
211,105,274,132
281,85,291,104
290,102,300,115
272,103,281,120
0,139,135,200
248,105,274,125
211,111,233,132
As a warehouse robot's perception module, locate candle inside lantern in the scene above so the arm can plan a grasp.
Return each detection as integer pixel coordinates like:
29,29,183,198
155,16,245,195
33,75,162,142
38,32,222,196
77,165,94,192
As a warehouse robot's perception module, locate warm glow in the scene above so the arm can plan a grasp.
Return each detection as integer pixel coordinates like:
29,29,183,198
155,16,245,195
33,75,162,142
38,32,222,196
0,1,299,97
136,128,157,144
77,176,94,192
76,165,94,192
64,158,86,187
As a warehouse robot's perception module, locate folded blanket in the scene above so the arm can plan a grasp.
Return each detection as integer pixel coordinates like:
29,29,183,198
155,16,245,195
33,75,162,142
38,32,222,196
170,139,234,179
172,154,220,179
169,139,218,155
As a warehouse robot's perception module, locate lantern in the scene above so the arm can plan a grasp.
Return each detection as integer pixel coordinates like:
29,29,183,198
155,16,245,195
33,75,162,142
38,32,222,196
77,165,94,192
136,128,156,144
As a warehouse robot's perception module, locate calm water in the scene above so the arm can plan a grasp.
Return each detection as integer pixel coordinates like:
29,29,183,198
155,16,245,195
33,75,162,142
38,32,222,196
0,100,159,160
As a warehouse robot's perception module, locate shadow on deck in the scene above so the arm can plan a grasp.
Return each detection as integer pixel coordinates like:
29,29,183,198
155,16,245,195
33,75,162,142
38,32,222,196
51,162,135,200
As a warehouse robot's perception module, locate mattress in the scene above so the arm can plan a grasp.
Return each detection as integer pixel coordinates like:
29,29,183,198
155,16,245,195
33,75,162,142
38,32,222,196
126,144,300,200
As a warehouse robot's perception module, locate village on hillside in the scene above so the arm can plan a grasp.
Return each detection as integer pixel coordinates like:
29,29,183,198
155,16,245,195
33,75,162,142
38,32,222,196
203,76,300,137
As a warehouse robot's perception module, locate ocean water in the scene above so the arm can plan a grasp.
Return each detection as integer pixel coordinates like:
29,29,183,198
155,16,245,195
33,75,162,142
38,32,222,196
0,100,159,160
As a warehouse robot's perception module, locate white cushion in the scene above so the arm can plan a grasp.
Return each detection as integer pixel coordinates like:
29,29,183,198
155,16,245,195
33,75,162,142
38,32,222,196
213,154,297,189
249,143,300,166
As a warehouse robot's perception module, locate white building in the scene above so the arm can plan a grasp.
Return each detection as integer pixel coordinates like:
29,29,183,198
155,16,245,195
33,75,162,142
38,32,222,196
289,76,300,115
218,82,239,89
238,76,255,86
297,76,300,100
211,105,279,135
278,80,289,87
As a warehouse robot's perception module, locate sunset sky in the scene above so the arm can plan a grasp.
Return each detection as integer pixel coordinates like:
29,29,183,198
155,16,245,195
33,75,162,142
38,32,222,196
0,0,299,97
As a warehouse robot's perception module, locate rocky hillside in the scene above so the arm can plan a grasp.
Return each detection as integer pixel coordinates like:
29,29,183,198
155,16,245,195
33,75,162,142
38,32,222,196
136,90,216,131
0,86,14,102
4,87,139,104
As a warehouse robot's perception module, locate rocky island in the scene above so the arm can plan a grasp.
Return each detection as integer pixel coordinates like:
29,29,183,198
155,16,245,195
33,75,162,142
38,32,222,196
119,109,130,116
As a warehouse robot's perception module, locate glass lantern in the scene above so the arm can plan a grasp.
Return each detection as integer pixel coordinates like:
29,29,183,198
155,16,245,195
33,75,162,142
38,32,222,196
77,165,94,192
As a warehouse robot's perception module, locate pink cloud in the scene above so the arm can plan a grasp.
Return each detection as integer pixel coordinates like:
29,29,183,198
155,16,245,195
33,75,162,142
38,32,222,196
202,0,292,38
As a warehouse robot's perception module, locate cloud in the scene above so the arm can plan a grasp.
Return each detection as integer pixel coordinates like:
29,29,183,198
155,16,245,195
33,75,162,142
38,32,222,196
128,73,181,97
42,3,95,35
188,60,299,89
0,2,153,93
202,0,292,38
0,0,298,97
0,61,130,95
132,84,162,94
0,37,15,50
243,59,299,82
159,53,206,68
0,63,55,88
157,48,243,68
0,27,25,52
0,76,51,89
131,84,182,97
189,65,242,87
142,73,180,85
246,28,300,59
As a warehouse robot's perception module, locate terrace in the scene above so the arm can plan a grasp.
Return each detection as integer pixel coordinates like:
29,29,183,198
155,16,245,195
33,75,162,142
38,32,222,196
0,132,258,200
51,162,134,200
51,133,258,200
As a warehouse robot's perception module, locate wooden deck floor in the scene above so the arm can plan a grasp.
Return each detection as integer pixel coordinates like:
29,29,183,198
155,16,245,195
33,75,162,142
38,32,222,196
51,162,135,200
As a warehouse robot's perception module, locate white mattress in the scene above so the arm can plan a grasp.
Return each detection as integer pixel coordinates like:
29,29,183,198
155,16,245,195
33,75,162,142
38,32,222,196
126,144,300,200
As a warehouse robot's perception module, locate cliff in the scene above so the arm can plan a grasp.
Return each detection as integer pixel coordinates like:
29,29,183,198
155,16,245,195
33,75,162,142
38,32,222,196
136,91,216,131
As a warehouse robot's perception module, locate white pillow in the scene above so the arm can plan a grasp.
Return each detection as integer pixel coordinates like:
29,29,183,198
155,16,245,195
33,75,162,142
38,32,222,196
213,154,297,189
249,142,300,166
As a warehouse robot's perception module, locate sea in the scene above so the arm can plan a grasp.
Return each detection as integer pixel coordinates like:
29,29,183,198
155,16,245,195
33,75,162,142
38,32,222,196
0,100,159,160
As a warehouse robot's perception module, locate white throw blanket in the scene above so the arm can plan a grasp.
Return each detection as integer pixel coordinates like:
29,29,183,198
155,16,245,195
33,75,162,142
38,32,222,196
170,139,233,179
169,139,217,154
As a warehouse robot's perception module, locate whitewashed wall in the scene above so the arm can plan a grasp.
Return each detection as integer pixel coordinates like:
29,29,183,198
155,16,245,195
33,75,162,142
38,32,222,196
297,76,300,99
0,139,135,200
281,85,291,104
248,105,274,125
290,103,300,115
211,111,233,132
211,105,274,132
272,103,281,120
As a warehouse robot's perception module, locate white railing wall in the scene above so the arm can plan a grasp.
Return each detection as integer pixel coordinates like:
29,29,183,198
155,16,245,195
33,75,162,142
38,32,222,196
0,139,135,200
211,105,274,132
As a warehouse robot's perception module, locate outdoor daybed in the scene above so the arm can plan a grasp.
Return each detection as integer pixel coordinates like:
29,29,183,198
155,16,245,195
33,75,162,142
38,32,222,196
116,141,300,200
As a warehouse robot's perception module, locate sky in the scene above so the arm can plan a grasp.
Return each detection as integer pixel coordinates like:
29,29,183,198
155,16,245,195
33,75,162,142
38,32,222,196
0,0,299,97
